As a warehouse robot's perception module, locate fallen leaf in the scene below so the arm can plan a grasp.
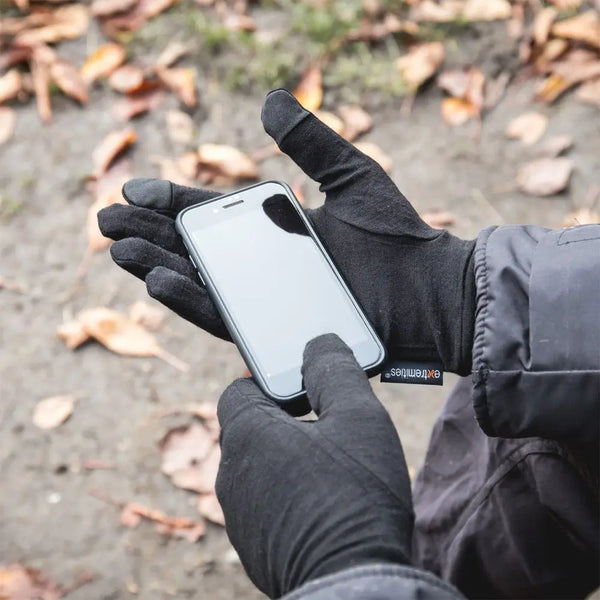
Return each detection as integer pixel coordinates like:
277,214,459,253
92,128,137,178
166,109,194,144
120,502,205,538
411,0,463,22
108,64,145,93
177,151,201,179
75,307,189,370
33,395,77,430
128,301,165,330
0,69,23,104
505,112,548,145
171,444,221,493
484,71,511,109
0,44,33,71
0,564,62,600
56,319,90,349
197,493,225,526
552,10,600,51
197,144,258,182
160,423,214,476
540,134,573,157
156,41,190,68
576,78,600,108
441,97,477,125
537,50,600,102
462,0,511,21
31,56,52,123
91,0,138,17
113,89,165,120
152,157,196,187
533,7,558,47
420,209,456,228
223,13,256,32
101,0,179,35
547,0,582,8
50,60,88,105
438,69,472,98
157,402,218,421
396,42,444,92
506,3,524,38
338,104,372,142
0,107,16,145
15,4,89,45
534,38,569,72
294,63,323,112
354,141,393,172
517,157,573,196
535,73,570,103
155,66,197,107
562,206,600,227
313,110,345,135
81,43,126,84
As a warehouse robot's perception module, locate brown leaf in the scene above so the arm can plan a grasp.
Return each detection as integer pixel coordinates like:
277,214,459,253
539,134,573,157
533,7,558,48
152,157,196,187
112,89,165,120
50,60,88,104
197,493,225,526
537,50,600,102
31,56,52,123
0,44,34,71
0,107,17,146
462,0,511,21
552,10,600,51
120,502,205,539
156,41,190,68
15,4,89,45
396,42,444,92
155,66,197,107
420,210,456,229
81,43,126,85
338,104,372,142
441,97,477,126
56,319,90,349
576,78,600,108
92,128,137,178
534,38,569,73
505,112,548,145
0,563,62,600
313,110,345,136
0,69,23,104
294,63,323,112
171,444,221,493
160,423,214,476
197,144,258,181
108,64,145,94
101,0,179,35
562,206,600,227
128,301,165,330
33,395,77,430
517,157,573,196
91,0,138,17
166,109,194,144
354,142,393,172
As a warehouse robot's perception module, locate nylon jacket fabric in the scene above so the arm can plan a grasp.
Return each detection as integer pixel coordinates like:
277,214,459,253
281,564,464,600
472,224,600,445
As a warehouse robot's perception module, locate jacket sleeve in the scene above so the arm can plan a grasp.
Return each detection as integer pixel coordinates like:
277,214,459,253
471,224,600,445
281,564,465,600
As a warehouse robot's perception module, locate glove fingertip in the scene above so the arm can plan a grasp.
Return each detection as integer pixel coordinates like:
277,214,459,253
261,89,310,146
122,178,173,210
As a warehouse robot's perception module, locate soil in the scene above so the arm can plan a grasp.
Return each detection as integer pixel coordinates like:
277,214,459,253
1,7,599,600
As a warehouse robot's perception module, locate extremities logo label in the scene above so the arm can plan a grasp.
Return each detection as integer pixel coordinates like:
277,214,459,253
380,361,443,386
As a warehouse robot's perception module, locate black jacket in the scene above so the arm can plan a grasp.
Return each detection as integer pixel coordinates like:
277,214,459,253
284,224,600,600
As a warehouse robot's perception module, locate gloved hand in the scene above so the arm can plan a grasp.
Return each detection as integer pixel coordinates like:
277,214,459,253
215,334,413,598
98,89,476,374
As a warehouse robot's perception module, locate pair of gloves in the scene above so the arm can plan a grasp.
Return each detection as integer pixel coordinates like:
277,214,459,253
98,89,476,598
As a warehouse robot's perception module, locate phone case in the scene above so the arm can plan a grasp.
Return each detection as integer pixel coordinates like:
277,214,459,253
175,180,386,415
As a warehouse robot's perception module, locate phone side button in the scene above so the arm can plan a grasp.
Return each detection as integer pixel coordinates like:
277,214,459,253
188,254,205,285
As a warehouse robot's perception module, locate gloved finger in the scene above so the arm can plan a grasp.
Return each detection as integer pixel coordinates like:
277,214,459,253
261,89,435,239
98,204,187,257
110,238,198,282
301,333,382,419
217,377,293,431
122,178,220,217
145,266,230,340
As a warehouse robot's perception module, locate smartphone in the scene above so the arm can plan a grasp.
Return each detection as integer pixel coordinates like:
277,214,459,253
176,180,385,413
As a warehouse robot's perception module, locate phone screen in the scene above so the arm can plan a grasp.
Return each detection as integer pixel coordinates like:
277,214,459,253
180,182,383,399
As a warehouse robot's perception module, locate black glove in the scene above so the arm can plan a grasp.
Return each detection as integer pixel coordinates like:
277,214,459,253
98,89,476,374
215,333,413,598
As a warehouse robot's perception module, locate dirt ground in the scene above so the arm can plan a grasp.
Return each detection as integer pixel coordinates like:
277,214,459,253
1,6,599,600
